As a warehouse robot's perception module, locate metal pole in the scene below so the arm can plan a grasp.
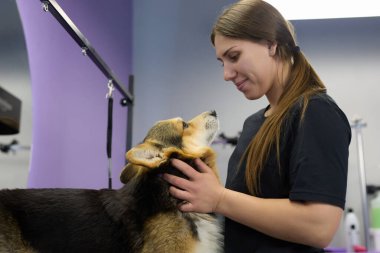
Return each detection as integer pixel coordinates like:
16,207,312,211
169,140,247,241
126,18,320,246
125,75,134,153
351,118,370,250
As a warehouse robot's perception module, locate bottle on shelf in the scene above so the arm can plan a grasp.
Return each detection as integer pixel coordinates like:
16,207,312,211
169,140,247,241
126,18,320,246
370,191,380,251
371,191,380,229
345,208,361,252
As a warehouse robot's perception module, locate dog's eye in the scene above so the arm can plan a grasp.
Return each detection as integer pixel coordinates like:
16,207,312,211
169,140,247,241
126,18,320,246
182,121,189,129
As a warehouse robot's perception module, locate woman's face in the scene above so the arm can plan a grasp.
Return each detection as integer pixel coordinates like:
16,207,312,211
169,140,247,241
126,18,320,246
214,34,282,103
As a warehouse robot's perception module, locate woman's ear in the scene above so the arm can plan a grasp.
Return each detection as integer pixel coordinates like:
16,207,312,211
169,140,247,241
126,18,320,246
268,42,277,56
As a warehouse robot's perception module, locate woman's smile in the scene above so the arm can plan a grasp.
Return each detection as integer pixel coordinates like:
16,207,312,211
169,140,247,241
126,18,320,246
235,78,249,91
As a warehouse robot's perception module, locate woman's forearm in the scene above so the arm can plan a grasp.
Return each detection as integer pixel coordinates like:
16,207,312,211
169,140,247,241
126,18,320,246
216,188,342,248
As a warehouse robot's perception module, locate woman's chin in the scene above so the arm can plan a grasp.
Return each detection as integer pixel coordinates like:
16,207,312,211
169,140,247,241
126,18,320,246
243,92,263,101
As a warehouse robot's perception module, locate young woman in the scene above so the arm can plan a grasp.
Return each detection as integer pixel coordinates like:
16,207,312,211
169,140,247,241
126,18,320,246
163,0,351,252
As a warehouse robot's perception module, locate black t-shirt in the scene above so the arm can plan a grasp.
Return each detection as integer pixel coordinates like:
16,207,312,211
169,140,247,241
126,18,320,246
224,93,351,253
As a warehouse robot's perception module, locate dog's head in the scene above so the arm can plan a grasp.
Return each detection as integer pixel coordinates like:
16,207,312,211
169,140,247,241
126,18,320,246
120,111,219,184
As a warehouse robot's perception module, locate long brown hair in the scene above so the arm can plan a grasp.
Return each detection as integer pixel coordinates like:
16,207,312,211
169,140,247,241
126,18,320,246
211,0,326,195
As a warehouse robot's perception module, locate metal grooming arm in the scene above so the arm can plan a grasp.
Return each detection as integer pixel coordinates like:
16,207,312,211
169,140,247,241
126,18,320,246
40,0,133,105
39,0,135,188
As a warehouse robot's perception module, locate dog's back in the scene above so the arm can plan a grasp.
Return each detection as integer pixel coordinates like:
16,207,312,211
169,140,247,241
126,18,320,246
0,188,135,252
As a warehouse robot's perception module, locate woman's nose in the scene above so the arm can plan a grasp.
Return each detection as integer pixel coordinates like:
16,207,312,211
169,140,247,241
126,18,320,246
223,65,236,81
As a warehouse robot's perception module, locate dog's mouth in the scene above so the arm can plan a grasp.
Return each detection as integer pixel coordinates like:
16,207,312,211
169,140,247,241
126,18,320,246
203,110,219,138
183,110,220,148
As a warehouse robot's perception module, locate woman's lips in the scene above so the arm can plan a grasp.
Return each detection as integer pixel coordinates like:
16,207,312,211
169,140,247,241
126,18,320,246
236,79,248,91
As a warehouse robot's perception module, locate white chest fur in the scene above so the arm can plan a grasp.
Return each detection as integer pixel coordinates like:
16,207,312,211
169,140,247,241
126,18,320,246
190,213,223,253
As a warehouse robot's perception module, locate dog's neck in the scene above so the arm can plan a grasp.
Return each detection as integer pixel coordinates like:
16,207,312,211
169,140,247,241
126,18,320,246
157,157,198,180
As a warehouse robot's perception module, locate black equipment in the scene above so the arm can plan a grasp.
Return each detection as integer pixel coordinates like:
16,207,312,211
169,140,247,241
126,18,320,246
0,86,22,135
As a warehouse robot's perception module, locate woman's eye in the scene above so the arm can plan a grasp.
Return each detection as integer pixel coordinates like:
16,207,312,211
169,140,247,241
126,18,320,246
182,121,189,129
228,53,239,62
217,52,239,67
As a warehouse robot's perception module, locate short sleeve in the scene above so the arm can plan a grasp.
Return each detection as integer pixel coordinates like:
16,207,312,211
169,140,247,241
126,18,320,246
288,97,351,209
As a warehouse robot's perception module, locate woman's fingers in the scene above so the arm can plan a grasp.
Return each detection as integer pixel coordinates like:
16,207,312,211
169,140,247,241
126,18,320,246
162,157,223,213
168,185,191,202
171,158,199,179
163,173,191,190
194,158,213,174
178,201,195,212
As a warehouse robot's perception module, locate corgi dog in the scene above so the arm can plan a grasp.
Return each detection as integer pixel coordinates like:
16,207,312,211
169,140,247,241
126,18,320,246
0,111,223,253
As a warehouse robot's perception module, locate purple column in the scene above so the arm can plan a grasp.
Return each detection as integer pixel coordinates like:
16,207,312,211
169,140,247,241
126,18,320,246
16,0,133,189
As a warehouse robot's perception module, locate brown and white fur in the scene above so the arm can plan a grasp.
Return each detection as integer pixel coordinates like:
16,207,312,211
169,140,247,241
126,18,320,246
0,111,223,253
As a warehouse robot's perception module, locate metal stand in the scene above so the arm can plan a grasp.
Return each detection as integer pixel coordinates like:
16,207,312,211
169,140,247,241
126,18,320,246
40,0,133,105
351,118,370,250
124,75,134,154
40,0,135,188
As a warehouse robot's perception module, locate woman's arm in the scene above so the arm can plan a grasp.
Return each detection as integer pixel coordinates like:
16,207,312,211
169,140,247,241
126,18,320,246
163,158,342,249
217,189,342,248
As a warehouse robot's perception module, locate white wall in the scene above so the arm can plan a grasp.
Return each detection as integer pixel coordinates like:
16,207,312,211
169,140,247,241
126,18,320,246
133,1,380,248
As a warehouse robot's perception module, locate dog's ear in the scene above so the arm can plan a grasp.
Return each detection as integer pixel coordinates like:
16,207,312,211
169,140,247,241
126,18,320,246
126,143,190,168
120,163,148,184
126,143,171,168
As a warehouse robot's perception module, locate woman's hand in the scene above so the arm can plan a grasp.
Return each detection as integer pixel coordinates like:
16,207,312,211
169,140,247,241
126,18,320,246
163,158,225,213
163,159,341,248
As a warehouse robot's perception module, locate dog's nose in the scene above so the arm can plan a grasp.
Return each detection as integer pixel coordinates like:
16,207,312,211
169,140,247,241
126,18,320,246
210,110,217,117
